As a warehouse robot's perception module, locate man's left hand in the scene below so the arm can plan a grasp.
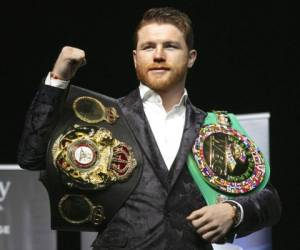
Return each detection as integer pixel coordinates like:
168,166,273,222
186,203,235,243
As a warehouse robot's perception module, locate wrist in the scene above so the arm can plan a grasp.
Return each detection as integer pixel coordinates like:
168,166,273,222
45,72,70,89
50,72,67,81
223,200,242,228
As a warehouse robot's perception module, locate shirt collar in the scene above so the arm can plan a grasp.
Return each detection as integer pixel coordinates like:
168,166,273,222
139,82,188,108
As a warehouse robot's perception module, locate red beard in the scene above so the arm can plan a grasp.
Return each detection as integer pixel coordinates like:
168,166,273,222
135,62,187,92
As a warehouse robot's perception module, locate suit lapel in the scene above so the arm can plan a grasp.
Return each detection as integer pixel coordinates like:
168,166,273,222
118,89,170,189
168,99,207,190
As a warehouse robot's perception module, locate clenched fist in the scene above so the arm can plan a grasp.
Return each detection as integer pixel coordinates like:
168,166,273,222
51,46,86,81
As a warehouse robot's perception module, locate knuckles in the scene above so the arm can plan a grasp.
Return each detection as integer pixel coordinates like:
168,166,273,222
60,46,85,60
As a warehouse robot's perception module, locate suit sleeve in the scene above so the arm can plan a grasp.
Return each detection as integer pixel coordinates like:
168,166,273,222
17,82,68,170
233,182,281,237
227,113,282,237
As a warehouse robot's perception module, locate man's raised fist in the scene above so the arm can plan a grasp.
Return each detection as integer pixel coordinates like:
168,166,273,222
51,46,86,81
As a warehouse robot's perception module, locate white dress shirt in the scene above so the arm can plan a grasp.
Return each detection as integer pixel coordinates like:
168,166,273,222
139,83,187,170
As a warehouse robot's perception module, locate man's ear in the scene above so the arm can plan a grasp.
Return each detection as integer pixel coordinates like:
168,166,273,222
187,49,197,68
133,50,137,68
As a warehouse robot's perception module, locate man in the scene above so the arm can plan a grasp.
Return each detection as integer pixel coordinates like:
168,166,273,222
17,7,281,250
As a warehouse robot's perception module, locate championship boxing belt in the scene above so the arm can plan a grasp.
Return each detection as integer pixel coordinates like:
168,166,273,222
41,85,143,231
187,111,270,205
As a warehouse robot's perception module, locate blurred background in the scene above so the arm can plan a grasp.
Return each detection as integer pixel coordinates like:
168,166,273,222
1,1,298,249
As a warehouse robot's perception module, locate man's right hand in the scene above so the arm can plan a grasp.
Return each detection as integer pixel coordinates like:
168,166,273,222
51,46,86,81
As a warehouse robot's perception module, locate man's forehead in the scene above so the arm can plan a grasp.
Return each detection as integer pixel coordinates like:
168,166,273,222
137,23,185,42
138,23,182,34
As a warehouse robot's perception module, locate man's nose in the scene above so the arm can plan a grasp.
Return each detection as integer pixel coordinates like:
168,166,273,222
153,47,166,62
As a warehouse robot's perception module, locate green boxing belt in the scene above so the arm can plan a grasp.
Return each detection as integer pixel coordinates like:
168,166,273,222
187,111,270,205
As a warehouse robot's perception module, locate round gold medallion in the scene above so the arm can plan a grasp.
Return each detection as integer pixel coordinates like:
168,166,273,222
73,96,119,124
58,194,105,225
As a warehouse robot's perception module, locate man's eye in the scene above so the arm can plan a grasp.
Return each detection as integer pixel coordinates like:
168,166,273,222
142,46,154,50
165,44,178,49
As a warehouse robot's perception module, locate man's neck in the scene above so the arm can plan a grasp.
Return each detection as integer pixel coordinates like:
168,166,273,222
156,84,185,112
